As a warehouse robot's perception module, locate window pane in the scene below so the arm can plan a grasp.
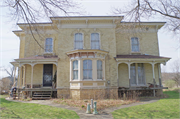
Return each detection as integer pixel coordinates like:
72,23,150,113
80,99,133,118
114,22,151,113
45,38,53,52
73,60,78,70
91,33,100,49
131,37,139,52
138,63,145,85
73,70,78,80
83,60,92,79
83,70,87,79
75,33,83,49
130,63,136,85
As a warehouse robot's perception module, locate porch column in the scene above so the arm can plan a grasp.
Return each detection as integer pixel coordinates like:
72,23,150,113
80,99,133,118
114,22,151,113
23,65,26,87
158,63,162,87
151,63,156,97
31,64,34,89
117,63,119,87
127,63,131,88
13,67,17,87
18,65,22,88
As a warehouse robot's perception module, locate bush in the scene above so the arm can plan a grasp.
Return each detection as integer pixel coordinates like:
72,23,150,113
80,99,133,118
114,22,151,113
164,80,176,88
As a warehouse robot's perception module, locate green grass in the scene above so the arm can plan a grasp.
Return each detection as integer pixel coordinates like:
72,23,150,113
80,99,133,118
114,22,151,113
164,80,177,88
112,90,180,119
0,95,79,119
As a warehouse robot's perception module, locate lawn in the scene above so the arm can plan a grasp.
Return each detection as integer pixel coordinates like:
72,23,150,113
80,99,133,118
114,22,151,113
112,90,180,119
0,95,79,119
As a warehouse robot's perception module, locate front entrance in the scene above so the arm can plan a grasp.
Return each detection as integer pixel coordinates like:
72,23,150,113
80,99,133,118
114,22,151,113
43,64,53,87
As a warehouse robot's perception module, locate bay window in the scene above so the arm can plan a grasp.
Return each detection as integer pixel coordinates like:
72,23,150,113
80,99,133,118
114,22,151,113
83,60,92,80
73,60,78,80
97,60,102,79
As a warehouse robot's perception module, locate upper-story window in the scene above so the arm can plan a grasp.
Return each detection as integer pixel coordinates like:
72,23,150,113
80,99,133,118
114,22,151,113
131,37,139,52
74,33,83,49
83,60,92,80
45,38,53,52
91,33,100,49
73,60,78,80
97,60,102,79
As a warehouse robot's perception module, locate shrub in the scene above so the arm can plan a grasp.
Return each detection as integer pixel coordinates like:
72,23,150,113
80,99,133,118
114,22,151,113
164,80,176,88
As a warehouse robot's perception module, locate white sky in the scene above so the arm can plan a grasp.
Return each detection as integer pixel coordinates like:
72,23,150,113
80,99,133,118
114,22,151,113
0,0,179,78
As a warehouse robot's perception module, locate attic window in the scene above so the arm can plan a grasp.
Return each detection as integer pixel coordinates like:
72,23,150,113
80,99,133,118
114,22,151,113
45,38,53,52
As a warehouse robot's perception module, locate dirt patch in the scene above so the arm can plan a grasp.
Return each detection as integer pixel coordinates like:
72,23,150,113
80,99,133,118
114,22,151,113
0,107,6,110
53,99,138,111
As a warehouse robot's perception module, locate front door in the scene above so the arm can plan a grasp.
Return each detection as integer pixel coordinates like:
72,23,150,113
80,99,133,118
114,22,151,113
43,64,53,87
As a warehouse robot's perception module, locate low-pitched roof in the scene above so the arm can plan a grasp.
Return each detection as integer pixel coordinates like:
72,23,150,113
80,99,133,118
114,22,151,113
115,55,170,59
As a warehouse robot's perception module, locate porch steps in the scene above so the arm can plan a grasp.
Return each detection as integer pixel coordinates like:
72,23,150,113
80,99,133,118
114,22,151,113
32,91,52,100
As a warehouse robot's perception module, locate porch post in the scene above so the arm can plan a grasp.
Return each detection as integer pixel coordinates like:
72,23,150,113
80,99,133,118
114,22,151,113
158,63,162,87
13,67,17,87
128,63,131,88
18,66,22,88
117,63,119,87
23,65,26,87
31,64,34,89
151,63,156,97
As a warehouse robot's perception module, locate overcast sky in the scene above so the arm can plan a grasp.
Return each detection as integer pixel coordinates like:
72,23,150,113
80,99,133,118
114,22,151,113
0,0,179,78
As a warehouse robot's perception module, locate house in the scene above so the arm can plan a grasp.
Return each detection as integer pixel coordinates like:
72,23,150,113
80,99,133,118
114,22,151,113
0,76,14,93
11,16,170,99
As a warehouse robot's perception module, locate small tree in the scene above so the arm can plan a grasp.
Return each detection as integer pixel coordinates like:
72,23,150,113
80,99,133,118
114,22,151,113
113,0,180,34
171,59,180,87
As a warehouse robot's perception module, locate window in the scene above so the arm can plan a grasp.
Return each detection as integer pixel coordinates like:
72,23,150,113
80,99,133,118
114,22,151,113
73,60,78,80
83,60,92,79
130,63,145,86
97,60,102,79
131,37,139,52
45,38,53,52
74,33,83,49
91,33,100,49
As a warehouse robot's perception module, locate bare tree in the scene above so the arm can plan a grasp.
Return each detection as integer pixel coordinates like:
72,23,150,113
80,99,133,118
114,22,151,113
113,0,180,33
171,59,180,87
1,0,80,49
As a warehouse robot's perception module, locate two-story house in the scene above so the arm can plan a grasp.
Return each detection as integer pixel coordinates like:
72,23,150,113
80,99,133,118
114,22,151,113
11,16,170,99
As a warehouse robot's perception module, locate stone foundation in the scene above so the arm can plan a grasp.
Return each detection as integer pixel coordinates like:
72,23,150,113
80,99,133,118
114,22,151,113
57,89,70,99
70,88,118,100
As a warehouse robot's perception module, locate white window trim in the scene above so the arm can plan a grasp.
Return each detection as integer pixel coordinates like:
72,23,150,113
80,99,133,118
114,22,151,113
97,60,103,80
74,33,84,50
90,33,101,50
130,63,146,86
73,60,78,80
45,38,53,53
130,37,141,53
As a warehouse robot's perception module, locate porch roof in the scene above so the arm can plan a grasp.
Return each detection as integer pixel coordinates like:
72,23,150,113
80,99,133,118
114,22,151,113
115,54,170,65
15,55,59,61
11,55,59,67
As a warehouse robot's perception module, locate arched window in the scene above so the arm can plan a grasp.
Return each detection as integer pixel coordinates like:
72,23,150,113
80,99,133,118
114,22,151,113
83,60,92,80
131,37,139,52
73,60,78,80
45,38,53,52
97,60,102,79
74,33,83,49
91,33,100,49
